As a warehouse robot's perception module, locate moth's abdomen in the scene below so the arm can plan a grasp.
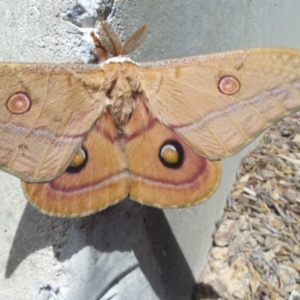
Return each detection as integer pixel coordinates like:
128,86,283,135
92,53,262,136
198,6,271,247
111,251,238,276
110,87,136,128
104,61,142,128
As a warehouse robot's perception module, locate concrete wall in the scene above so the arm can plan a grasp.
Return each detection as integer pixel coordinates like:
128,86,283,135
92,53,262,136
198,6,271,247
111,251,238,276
1,1,300,299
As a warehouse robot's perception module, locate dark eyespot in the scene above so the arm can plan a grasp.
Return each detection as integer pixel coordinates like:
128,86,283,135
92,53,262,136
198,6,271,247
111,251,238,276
66,148,88,173
159,141,184,169
7,92,31,114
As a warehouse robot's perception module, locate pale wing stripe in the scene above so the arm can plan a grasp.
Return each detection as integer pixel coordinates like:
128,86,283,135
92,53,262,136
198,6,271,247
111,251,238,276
50,171,129,195
229,84,285,129
174,83,300,133
0,123,83,174
0,123,84,145
197,109,233,154
283,81,300,102
203,93,252,144
131,173,202,189
171,79,232,152
264,86,290,112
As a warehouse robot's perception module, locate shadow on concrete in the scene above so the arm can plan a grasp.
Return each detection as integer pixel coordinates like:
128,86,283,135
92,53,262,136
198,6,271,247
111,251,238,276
6,199,195,299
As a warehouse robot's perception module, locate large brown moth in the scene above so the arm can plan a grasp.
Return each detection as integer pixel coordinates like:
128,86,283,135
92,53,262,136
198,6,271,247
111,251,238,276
1,19,300,217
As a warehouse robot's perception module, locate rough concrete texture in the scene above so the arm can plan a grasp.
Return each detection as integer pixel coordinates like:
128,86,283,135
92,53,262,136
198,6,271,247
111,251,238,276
0,1,300,299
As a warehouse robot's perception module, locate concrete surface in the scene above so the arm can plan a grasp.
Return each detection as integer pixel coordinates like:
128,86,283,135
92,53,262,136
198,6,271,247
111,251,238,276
0,1,300,299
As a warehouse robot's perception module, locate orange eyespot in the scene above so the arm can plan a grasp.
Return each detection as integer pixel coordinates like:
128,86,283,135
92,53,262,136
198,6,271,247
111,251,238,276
159,141,184,169
69,149,86,168
218,75,240,95
67,148,88,173
7,92,31,114
161,145,179,164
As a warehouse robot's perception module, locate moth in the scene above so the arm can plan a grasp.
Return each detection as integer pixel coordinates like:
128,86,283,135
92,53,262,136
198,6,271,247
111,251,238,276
1,19,300,217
